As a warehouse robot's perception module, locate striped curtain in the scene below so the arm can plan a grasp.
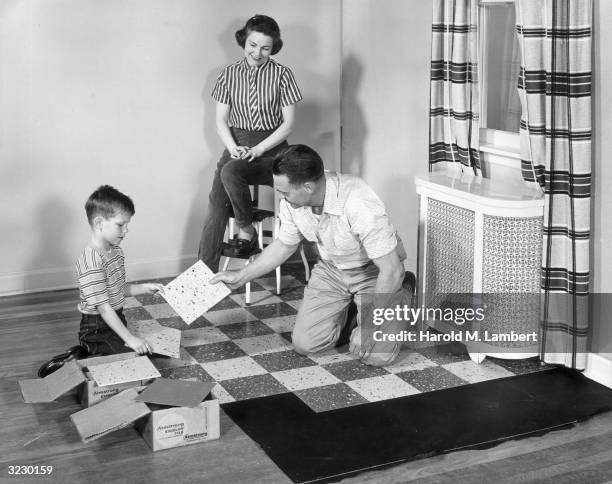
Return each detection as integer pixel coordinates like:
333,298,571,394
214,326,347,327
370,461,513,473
515,0,592,369
429,0,480,172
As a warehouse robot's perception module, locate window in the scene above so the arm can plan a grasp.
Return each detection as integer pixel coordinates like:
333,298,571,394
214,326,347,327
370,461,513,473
478,0,521,160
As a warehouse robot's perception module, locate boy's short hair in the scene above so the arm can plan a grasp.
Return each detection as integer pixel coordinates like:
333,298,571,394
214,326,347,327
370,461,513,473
272,144,325,185
235,15,283,55
85,185,135,225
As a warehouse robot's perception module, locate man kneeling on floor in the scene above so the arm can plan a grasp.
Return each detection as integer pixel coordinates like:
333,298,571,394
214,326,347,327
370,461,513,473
210,144,413,366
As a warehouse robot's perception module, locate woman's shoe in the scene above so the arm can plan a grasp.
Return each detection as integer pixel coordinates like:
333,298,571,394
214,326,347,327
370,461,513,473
233,229,259,257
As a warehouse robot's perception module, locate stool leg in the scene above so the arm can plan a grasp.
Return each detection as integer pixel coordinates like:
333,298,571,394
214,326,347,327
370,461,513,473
222,255,230,272
276,265,281,295
228,217,235,240
257,221,264,249
245,258,252,305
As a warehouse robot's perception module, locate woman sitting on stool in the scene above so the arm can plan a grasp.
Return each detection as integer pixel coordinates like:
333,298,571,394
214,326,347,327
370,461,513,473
198,14,302,271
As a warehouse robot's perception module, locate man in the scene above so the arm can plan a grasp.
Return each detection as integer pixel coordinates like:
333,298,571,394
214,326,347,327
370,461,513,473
210,144,413,366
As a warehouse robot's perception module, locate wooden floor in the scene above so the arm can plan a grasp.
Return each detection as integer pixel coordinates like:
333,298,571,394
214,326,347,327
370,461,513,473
2,287,612,484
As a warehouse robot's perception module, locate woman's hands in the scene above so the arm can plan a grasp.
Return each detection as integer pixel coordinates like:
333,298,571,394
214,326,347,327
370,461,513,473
229,145,265,162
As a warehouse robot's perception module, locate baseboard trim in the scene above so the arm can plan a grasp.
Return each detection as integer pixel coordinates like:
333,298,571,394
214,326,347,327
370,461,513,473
585,352,612,389
0,255,198,296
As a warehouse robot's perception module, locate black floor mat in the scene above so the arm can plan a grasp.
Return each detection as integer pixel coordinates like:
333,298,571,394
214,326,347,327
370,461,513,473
222,367,612,483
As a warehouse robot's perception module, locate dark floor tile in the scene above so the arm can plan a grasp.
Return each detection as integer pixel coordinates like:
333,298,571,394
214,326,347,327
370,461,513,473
209,296,240,311
187,315,214,329
396,365,468,392
221,373,289,400
280,331,293,343
487,356,551,375
123,306,153,322
322,359,389,382
156,316,190,330
233,281,265,294
246,302,298,320
416,342,471,365
149,348,195,370
253,350,317,372
133,292,166,306
159,364,215,382
295,383,368,412
217,320,275,340
277,285,305,302
186,341,247,363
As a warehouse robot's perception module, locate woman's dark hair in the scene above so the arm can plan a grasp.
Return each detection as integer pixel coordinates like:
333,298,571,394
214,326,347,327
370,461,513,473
235,15,283,55
272,145,324,185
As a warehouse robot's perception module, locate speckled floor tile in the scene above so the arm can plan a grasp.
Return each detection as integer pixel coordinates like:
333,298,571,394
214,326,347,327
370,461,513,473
220,373,290,400
181,326,230,347
123,306,153,322
307,347,357,365
156,316,191,330
207,295,241,311
442,359,515,383
123,297,142,309
233,333,293,356
246,302,298,320
256,275,302,291
202,307,258,326
134,292,166,306
230,290,283,307
232,280,265,294
395,365,468,392
200,356,267,381
295,383,369,412
385,348,439,373
415,342,471,365
185,341,247,363
149,347,196,370
217,320,275,340
346,374,420,402
271,366,341,392
159,364,215,382
140,303,178,320
211,383,235,403
277,285,305,301
486,356,549,375
322,359,389,382
261,315,296,334
252,350,317,372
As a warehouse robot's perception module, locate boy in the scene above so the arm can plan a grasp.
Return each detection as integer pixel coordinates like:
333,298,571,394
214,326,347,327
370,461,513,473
76,185,163,355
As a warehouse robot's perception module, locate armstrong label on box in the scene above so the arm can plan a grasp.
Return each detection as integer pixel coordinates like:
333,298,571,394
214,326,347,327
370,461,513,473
137,398,220,451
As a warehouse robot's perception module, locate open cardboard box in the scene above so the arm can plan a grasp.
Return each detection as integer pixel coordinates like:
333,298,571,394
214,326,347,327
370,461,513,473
77,352,159,407
70,379,220,451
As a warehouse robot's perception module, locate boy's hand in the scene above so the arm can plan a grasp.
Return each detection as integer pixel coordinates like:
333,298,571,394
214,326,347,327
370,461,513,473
125,336,151,355
210,270,243,290
142,283,164,295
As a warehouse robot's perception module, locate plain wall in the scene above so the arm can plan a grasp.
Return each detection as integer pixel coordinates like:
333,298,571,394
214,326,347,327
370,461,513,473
0,0,341,294
341,0,432,272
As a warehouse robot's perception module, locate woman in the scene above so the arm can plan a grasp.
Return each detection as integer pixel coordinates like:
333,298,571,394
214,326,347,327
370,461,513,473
198,14,302,271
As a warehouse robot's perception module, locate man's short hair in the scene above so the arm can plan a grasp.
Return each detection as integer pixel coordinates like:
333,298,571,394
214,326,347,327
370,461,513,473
272,145,324,185
85,185,135,225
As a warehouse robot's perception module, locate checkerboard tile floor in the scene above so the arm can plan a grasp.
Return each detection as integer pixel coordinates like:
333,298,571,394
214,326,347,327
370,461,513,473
129,263,548,413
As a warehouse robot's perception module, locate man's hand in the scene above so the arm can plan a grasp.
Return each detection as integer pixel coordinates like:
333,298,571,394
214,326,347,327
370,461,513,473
210,270,244,290
141,283,164,295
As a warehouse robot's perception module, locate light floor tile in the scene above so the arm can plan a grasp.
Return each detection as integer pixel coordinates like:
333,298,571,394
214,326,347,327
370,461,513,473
230,291,283,307
385,349,439,374
212,383,236,404
181,327,230,347
142,302,179,319
271,366,341,392
123,297,142,308
284,300,302,311
233,333,292,356
307,348,358,365
346,374,420,402
201,356,267,381
203,307,258,326
443,359,515,383
261,315,296,334
149,347,196,370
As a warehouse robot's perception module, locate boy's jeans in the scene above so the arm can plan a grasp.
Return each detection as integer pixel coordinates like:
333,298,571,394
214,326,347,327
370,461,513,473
78,308,131,355
198,128,288,272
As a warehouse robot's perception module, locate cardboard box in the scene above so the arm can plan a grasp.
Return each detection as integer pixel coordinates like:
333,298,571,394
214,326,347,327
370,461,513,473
77,353,157,407
136,396,220,451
